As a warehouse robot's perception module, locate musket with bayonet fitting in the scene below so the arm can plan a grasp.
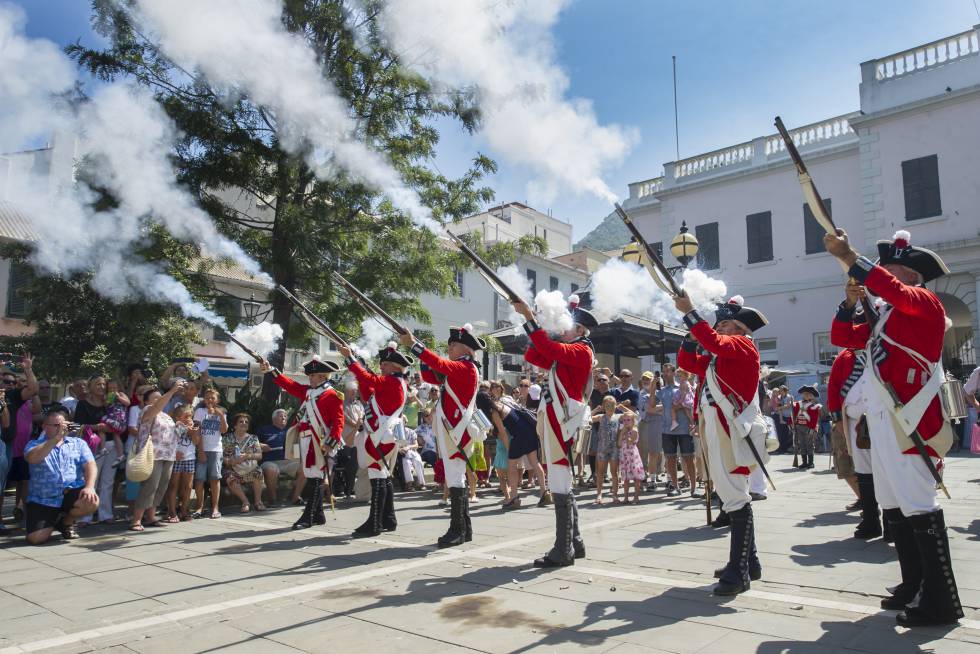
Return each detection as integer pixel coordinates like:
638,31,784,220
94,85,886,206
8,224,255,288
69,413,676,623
276,285,350,349
774,116,877,326
613,203,684,298
331,272,410,336
445,230,527,304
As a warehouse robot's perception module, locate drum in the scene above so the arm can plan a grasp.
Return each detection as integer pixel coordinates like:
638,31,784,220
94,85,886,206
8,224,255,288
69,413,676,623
940,378,967,423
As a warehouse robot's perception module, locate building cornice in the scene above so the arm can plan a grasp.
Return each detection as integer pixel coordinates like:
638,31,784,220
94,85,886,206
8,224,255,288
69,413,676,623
849,81,980,127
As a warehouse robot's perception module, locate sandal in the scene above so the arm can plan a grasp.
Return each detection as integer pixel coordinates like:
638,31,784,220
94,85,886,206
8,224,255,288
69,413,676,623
60,523,80,540
210,510,222,519
255,503,266,512
612,497,622,504
144,521,166,528
190,511,203,519
240,504,251,513
165,515,180,524
594,496,604,505
179,514,193,522
128,524,145,532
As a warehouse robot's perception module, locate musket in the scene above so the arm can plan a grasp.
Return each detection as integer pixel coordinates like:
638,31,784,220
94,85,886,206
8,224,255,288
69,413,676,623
613,203,683,297
727,393,776,491
883,382,951,499
226,332,280,374
275,285,350,349
774,117,878,326
445,231,526,304
331,272,410,336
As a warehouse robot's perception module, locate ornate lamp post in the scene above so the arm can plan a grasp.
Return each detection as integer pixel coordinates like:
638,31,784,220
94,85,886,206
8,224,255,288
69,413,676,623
242,293,261,326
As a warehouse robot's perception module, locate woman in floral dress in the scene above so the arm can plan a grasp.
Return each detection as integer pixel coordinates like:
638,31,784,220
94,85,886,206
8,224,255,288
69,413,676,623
221,413,265,512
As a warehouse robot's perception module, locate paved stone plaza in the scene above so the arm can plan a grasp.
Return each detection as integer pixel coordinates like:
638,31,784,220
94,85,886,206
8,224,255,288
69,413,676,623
1,452,978,654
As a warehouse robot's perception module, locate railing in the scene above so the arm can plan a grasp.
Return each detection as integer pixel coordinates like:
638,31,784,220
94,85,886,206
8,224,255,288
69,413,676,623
635,176,663,198
873,29,979,81
673,141,753,180
765,113,858,157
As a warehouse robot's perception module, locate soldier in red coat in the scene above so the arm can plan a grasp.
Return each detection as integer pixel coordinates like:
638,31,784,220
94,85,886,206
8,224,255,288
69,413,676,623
260,357,344,530
792,386,821,470
340,341,414,538
512,295,597,568
827,286,884,541
825,228,961,627
675,293,769,596
400,324,484,548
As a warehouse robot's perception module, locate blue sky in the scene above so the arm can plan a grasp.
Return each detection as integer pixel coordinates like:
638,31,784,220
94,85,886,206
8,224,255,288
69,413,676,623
11,0,979,240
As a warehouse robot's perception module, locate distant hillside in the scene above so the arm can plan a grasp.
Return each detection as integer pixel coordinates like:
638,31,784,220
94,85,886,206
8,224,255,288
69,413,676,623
575,211,630,252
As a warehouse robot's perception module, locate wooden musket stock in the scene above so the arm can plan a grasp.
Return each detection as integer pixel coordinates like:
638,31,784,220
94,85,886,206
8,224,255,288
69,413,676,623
613,203,683,297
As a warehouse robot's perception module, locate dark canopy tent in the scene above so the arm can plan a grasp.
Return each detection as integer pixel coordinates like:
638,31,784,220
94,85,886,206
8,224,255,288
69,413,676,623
489,313,688,373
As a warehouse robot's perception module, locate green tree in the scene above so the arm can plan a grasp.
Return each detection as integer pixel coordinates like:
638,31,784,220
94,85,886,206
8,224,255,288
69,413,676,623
70,0,542,400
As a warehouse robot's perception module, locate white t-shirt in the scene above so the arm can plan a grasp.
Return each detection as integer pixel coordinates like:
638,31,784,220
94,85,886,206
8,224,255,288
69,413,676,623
174,423,197,461
127,405,142,430
193,406,225,452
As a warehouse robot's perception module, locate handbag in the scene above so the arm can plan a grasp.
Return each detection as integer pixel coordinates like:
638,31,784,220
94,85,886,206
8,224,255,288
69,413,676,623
970,422,980,455
126,430,154,482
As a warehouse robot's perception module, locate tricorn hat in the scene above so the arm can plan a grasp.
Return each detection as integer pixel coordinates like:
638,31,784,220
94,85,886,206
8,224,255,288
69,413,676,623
568,294,599,329
378,341,415,368
798,385,819,398
449,323,486,351
713,295,768,333
303,355,340,375
876,230,949,283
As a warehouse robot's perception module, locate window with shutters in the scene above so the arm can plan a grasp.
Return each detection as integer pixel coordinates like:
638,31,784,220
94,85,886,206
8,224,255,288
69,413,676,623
526,269,537,295
5,261,34,319
813,332,838,367
746,211,773,263
757,337,778,366
549,276,559,291
212,296,242,343
695,222,719,270
901,155,942,220
803,199,831,254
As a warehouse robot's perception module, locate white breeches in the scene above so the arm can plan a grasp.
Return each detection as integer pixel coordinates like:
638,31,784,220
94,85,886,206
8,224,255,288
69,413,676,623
843,375,873,475
301,435,323,479
402,451,424,482
748,466,767,496
861,370,940,516
703,415,750,513
542,422,573,494
441,449,468,488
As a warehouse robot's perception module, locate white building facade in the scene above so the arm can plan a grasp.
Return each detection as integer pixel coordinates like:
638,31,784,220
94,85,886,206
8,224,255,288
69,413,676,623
620,25,980,378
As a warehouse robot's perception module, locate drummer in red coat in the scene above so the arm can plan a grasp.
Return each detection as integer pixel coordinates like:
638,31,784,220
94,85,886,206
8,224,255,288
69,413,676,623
260,356,343,530
400,324,483,548
512,295,597,568
675,293,768,597
340,341,414,538
825,228,961,627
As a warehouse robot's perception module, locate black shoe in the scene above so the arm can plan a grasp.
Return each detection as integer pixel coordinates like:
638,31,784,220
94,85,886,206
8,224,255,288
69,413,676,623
846,498,863,512
311,479,326,526
713,504,755,597
536,493,574,567
292,479,315,530
438,487,466,548
714,564,761,581
533,554,572,568
749,492,767,502
352,479,385,538
711,510,731,528
895,510,962,627
879,508,921,609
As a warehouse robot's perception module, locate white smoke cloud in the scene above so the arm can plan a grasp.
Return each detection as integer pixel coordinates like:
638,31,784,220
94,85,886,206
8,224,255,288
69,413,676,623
375,0,636,204
533,289,573,333
134,0,437,230
225,322,283,362
496,264,533,334
0,6,270,326
352,317,394,361
589,259,727,325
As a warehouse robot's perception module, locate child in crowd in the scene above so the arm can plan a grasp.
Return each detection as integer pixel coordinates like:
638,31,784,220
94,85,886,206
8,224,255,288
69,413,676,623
166,405,200,521
617,411,645,504
104,380,130,468
670,369,695,431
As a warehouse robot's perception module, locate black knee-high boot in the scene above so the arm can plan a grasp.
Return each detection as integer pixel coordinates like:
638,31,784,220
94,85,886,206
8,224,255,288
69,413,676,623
382,478,397,531
311,478,326,525
713,504,755,596
292,479,315,530
896,510,963,627
352,479,384,538
534,493,574,567
571,493,585,558
880,508,922,609
853,473,881,539
438,487,466,548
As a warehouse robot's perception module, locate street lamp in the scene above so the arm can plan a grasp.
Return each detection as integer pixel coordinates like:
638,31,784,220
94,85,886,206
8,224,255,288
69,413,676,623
621,221,699,276
242,293,261,325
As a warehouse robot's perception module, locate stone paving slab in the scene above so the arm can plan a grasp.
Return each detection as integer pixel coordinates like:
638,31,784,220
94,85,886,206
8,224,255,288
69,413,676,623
0,452,978,653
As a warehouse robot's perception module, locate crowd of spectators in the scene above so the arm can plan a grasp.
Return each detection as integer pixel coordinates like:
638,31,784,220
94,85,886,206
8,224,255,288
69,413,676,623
2,353,976,546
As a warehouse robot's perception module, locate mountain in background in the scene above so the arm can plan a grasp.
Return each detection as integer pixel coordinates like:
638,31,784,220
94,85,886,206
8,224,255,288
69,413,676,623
574,210,630,252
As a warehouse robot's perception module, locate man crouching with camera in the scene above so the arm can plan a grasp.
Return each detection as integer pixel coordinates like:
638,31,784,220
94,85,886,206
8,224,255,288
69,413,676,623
23,407,98,544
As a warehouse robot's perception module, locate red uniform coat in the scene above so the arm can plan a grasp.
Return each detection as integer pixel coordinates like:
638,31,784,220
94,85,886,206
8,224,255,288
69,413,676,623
792,401,821,429
418,349,479,462
843,262,947,449
524,329,593,466
273,374,344,450
826,349,857,414
678,319,760,475
348,362,406,470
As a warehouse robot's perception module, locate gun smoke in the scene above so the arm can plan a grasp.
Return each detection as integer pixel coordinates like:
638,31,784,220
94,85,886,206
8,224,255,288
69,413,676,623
225,322,284,362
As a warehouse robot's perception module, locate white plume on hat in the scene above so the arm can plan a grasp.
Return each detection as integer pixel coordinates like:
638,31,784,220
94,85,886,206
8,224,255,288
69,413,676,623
386,340,397,350
462,322,473,332
728,295,744,306
893,229,911,246
568,293,580,308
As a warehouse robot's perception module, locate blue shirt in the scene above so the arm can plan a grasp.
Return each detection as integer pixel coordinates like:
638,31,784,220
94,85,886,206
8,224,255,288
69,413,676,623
25,434,94,508
612,385,639,410
257,425,287,463
656,383,690,436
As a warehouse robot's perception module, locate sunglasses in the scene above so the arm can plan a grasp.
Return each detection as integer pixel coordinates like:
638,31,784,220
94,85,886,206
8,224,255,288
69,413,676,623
2,379,16,385
519,384,530,388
